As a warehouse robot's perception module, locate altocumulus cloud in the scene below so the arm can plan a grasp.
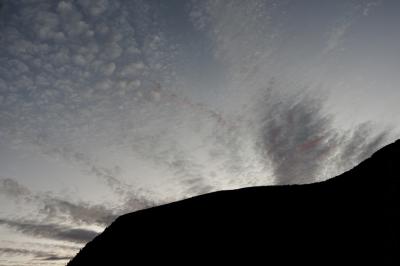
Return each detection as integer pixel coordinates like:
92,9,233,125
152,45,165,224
0,0,394,201
0,0,227,197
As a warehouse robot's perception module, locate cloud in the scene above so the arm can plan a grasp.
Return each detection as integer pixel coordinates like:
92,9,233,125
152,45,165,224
29,144,157,215
187,1,395,184
0,0,255,203
256,87,391,184
0,247,72,262
39,198,117,226
257,93,334,184
41,255,72,261
0,0,175,151
336,122,392,170
0,219,98,244
0,0,394,197
0,0,396,249
0,177,150,227
0,178,32,199
323,0,383,53
1,1,396,264
0,0,222,204
323,19,352,54
38,191,148,226
361,0,382,16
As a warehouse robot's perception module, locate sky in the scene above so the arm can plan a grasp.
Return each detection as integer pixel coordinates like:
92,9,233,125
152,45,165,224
0,0,399,265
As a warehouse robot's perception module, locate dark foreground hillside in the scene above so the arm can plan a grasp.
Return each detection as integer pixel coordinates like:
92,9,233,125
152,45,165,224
68,140,400,265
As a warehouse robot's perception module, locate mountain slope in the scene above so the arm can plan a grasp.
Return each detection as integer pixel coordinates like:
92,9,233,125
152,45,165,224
68,139,400,265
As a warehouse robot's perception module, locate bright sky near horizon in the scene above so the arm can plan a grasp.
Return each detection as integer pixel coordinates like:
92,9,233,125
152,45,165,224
1,0,399,265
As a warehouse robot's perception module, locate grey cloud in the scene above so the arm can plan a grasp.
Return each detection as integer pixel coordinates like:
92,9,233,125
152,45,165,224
0,177,114,226
361,0,382,16
41,255,72,261
189,0,394,184
323,0,381,54
166,152,214,196
43,148,126,196
0,219,98,244
1,1,396,264
0,247,43,256
0,0,395,227
337,122,392,170
67,153,155,213
257,87,391,184
0,177,151,227
130,124,219,196
0,178,32,199
323,19,352,54
0,247,72,261
0,0,175,150
0,0,228,203
258,93,337,184
39,198,117,226
357,129,390,161
41,146,155,213
39,191,153,226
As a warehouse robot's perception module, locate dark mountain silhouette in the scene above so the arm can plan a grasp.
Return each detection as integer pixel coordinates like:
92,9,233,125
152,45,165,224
68,139,400,265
